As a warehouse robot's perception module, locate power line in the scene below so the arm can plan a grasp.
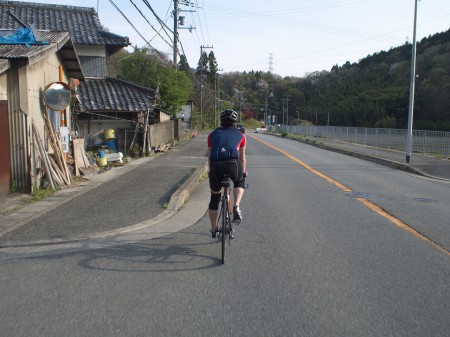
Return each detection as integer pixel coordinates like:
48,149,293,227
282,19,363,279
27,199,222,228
108,0,156,50
129,0,173,48
141,0,174,38
201,1,401,44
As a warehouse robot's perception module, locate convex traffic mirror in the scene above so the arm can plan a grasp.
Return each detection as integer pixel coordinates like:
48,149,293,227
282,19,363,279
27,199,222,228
43,81,71,111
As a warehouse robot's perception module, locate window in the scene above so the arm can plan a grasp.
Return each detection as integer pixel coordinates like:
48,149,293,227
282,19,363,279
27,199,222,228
79,56,107,78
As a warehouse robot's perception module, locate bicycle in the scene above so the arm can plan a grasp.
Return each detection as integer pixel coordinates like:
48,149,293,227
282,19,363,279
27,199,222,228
214,176,248,264
216,177,233,264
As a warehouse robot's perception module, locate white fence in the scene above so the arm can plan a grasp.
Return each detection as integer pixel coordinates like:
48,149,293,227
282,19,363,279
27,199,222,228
275,125,450,160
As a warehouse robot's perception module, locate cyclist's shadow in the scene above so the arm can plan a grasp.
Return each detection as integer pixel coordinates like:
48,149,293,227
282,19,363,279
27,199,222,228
75,233,223,273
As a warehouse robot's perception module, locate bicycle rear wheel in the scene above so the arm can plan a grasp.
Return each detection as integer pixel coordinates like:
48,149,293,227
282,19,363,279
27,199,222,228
221,194,228,264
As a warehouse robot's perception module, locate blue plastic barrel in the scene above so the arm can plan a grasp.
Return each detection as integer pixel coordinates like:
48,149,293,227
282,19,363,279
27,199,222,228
105,139,118,153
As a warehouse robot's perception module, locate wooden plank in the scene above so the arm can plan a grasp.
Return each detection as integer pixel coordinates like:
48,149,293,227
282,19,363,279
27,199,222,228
43,109,71,183
72,138,84,176
49,155,70,186
32,122,55,190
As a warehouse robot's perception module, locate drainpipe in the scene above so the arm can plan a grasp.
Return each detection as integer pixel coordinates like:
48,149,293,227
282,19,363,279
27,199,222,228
59,65,66,127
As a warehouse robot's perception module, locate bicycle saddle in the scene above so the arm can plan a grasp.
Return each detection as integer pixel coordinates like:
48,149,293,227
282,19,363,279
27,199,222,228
220,177,232,188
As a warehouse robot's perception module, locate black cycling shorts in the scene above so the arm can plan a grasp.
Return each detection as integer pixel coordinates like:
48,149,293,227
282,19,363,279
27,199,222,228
209,159,245,192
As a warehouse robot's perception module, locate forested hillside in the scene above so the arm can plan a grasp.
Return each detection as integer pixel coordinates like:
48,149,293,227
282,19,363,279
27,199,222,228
219,29,450,131
109,29,449,131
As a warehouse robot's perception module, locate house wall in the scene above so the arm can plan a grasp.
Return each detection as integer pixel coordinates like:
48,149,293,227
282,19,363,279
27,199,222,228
0,100,10,197
159,111,171,123
149,121,174,149
0,71,7,100
24,52,70,132
179,104,192,121
8,64,29,192
10,53,71,190
75,45,106,57
76,45,107,78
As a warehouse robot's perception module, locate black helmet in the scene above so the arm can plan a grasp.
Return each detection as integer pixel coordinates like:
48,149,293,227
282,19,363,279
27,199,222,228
220,109,238,124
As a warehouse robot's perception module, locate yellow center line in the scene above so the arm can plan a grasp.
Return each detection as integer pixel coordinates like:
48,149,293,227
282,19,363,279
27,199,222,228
250,135,450,256
251,136,352,192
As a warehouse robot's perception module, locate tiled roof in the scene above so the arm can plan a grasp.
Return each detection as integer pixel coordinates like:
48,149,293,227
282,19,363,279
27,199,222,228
0,1,129,50
76,78,156,113
0,30,84,79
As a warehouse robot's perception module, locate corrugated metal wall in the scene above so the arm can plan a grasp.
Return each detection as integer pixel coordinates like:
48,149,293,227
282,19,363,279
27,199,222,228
7,64,30,193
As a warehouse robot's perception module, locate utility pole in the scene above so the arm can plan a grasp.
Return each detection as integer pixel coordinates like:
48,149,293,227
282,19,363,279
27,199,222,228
281,98,287,125
173,0,178,68
200,45,213,129
265,95,268,126
173,1,196,69
406,0,419,163
214,68,223,128
285,94,291,126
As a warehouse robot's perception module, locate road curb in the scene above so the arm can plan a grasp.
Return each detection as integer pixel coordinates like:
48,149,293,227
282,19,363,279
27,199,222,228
167,161,208,211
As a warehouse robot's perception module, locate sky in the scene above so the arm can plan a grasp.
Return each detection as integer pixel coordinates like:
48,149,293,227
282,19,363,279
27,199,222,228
16,0,450,77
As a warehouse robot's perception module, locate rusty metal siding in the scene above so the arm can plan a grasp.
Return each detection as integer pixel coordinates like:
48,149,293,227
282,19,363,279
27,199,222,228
0,100,10,196
7,64,30,193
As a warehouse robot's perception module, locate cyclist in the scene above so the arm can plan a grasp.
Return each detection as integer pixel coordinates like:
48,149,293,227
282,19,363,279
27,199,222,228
207,109,247,238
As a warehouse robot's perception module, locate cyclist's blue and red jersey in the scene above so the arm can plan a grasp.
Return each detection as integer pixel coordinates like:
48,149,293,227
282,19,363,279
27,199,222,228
208,127,246,162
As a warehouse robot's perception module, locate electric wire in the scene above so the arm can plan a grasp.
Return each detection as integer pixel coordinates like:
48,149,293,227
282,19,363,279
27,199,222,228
129,0,173,48
108,0,156,50
193,0,206,43
201,0,401,44
200,0,211,42
141,0,174,35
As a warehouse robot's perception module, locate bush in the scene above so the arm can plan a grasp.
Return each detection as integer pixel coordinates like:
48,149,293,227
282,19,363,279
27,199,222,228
242,118,263,129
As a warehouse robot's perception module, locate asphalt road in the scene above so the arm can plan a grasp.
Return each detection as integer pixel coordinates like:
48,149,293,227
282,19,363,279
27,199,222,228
1,133,449,337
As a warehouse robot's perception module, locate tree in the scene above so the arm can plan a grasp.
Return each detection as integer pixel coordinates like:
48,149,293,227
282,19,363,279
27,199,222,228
113,48,193,116
207,51,219,86
178,54,190,72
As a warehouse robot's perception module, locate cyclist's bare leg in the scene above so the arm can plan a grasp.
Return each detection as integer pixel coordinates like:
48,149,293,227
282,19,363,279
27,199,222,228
233,187,244,206
209,190,221,232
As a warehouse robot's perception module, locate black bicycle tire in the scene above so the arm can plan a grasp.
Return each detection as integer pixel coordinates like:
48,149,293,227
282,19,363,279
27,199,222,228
221,193,227,264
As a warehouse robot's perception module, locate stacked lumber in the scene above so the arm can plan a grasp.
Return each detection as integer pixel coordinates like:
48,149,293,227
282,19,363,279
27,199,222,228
72,138,95,176
155,143,170,152
32,119,71,189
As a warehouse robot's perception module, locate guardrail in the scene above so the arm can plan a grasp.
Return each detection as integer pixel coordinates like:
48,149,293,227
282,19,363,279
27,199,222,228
275,125,450,160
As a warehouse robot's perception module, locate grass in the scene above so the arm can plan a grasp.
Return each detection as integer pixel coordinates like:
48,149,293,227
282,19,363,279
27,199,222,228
200,171,208,182
31,185,55,202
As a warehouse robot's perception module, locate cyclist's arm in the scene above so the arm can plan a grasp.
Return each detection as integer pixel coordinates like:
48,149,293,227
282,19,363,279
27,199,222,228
239,146,246,173
207,133,212,168
207,147,211,168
